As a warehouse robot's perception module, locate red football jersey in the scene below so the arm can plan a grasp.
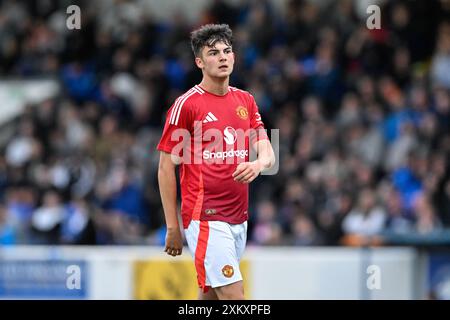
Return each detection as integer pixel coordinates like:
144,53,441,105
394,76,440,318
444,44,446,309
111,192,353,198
157,85,268,228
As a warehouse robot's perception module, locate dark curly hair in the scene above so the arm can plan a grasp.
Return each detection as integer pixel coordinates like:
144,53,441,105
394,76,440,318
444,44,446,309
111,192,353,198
190,24,233,57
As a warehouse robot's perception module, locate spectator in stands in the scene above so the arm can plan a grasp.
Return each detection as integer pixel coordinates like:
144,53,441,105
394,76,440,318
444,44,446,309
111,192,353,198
384,189,414,234
60,197,96,244
251,200,283,245
342,188,387,237
30,189,65,244
412,194,442,234
0,205,16,245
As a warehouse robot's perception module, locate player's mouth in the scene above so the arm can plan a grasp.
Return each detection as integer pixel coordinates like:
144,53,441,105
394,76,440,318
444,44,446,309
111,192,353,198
219,65,228,70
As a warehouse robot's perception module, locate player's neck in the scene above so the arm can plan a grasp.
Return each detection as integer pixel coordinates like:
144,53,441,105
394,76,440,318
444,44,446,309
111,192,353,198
199,77,229,96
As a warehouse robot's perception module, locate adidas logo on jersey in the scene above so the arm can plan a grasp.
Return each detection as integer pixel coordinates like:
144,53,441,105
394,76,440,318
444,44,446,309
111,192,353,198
203,112,218,123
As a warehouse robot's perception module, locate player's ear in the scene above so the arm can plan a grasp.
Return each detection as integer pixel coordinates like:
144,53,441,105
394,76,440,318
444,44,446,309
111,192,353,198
195,56,204,69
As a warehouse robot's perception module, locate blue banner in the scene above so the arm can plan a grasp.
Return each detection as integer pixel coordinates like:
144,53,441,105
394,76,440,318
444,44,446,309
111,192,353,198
0,260,87,299
428,252,450,300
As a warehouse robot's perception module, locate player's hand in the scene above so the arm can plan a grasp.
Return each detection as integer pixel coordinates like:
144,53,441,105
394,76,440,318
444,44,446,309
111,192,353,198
164,227,183,257
232,161,262,184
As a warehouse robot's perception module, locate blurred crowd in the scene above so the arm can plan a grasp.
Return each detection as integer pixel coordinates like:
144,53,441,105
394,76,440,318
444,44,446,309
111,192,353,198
0,0,449,246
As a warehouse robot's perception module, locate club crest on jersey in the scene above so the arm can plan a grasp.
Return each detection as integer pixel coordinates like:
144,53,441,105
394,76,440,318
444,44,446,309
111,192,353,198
222,265,234,278
236,106,248,120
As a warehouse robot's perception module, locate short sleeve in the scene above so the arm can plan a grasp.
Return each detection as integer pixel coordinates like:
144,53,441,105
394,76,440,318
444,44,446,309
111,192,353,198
157,98,193,155
249,94,269,144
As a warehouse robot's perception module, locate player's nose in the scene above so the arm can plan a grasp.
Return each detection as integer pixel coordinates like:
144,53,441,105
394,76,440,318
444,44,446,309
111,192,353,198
219,51,227,61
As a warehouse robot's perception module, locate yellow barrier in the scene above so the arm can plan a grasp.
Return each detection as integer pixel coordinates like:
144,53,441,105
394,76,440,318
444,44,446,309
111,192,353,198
134,259,250,300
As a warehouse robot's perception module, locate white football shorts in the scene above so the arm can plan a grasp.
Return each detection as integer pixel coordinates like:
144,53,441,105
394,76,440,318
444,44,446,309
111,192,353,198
184,220,248,292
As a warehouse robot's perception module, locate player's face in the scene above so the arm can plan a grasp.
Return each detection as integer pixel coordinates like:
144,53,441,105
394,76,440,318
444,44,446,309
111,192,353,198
196,41,234,79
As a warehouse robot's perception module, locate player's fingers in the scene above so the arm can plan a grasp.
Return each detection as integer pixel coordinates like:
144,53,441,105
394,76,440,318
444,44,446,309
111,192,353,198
236,172,251,183
232,163,249,177
238,169,254,181
240,171,256,183
232,167,244,178
243,174,257,184
167,247,181,256
234,168,251,181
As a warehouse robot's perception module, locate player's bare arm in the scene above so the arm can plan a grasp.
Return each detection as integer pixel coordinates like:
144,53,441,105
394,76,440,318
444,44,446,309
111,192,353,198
232,139,275,184
158,151,183,257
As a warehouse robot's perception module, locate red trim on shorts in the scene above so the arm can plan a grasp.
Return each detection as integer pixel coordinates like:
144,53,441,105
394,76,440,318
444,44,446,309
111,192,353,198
195,220,209,292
